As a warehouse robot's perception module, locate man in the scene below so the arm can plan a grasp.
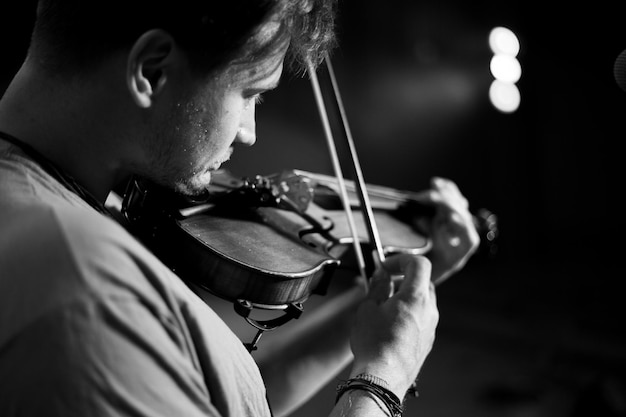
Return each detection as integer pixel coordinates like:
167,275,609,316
0,1,479,416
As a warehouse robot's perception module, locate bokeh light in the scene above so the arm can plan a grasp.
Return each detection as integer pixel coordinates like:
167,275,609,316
489,79,520,113
489,26,520,56
488,26,521,113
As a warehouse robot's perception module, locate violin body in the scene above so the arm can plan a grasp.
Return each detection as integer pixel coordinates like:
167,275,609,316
121,170,434,308
121,176,337,308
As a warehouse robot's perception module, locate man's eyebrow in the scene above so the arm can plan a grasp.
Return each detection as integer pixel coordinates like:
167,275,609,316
246,81,278,95
248,76,281,94
265,78,281,90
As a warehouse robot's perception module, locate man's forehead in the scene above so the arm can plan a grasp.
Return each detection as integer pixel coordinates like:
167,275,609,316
255,21,282,48
246,55,284,84
227,48,286,87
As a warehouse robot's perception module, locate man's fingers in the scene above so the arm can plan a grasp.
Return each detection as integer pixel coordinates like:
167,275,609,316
431,177,469,211
367,265,394,303
380,255,432,297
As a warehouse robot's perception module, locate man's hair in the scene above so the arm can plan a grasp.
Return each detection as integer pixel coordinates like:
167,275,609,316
29,0,337,76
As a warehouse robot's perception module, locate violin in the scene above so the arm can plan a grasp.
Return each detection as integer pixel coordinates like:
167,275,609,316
121,169,497,332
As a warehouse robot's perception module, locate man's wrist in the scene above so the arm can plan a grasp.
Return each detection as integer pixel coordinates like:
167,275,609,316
336,374,404,417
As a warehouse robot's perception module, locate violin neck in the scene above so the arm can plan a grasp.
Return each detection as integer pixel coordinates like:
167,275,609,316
292,169,417,209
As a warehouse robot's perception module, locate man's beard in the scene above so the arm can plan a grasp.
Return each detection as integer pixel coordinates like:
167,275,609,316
172,147,233,196
173,170,213,196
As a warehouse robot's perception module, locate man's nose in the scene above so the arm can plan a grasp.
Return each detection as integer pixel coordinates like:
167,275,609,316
235,104,256,146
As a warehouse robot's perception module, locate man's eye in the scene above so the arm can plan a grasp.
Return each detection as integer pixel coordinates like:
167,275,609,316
244,93,263,109
244,92,266,109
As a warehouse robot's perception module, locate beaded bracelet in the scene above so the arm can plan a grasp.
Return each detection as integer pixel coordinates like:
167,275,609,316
336,375,404,417
407,380,419,398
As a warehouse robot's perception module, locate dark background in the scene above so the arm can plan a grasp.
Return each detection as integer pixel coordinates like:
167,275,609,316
3,1,626,416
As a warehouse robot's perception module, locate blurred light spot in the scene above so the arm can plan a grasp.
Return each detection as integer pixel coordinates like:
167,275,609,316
489,26,520,56
489,26,521,113
490,55,522,83
489,80,520,113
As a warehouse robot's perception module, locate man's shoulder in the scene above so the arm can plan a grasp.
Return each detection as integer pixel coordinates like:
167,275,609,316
1,200,136,265
0,197,179,312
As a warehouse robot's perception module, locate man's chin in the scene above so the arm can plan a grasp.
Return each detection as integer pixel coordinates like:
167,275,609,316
173,171,212,197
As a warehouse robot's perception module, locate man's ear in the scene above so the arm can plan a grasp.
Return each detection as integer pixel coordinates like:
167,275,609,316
127,29,176,108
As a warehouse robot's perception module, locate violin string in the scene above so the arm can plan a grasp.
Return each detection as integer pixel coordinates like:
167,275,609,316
324,56,386,265
293,169,417,204
306,58,369,284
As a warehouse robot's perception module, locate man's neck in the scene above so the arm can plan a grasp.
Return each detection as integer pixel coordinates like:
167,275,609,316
0,60,132,202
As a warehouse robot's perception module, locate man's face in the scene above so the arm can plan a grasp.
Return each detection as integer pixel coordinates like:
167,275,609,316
144,51,284,196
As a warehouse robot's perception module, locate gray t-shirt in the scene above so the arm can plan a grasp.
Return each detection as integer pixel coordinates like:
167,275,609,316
0,139,271,416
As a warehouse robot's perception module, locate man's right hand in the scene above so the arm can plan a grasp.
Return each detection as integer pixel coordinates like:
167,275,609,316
348,254,439,399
